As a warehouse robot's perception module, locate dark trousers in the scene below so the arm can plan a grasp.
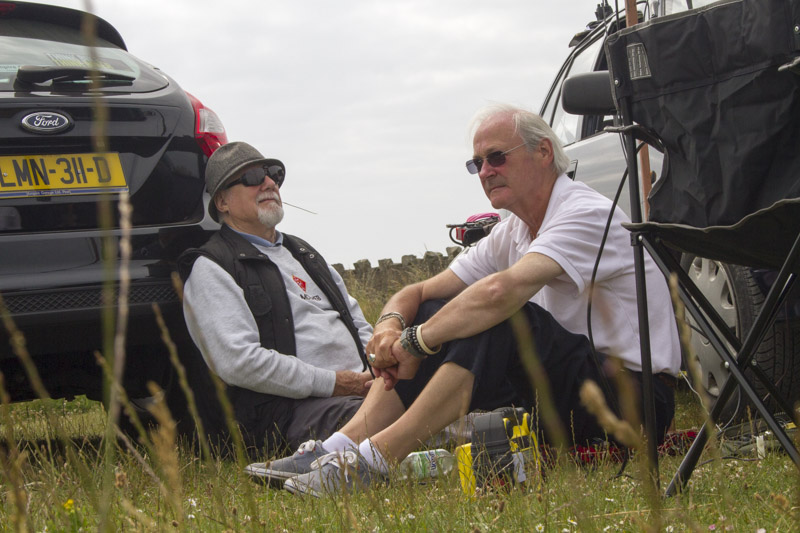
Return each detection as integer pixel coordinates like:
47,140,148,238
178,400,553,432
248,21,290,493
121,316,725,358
285,395,363,450
393,300,674,446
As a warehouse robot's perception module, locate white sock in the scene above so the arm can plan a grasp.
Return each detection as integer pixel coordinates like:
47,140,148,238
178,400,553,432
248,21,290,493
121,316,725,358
322,431,357,453
357,439,389,474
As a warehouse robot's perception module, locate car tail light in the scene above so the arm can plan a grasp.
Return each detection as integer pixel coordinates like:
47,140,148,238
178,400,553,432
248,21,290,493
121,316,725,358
186,92,228,157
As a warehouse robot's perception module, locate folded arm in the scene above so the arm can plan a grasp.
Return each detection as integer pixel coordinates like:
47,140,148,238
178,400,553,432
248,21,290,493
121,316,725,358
369,253,564,389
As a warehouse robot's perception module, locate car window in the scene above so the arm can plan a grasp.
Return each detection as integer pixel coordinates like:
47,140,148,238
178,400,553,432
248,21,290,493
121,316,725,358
0,19,167,93
663,0,721,14
548,35,605,146
540,63,567,128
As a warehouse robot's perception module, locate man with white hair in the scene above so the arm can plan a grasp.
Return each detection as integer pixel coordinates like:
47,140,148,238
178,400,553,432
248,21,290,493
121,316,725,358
179,142,373,456
268,105,681,496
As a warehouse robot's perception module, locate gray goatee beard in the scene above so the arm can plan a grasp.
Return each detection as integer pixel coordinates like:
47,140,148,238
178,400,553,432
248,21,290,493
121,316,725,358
258,204,284,228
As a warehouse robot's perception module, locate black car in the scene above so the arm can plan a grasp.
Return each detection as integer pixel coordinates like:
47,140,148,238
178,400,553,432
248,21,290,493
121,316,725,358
0,1,226,407
539,0,800,421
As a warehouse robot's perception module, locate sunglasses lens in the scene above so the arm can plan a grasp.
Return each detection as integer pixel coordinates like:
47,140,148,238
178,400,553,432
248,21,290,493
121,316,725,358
485,151,506,168
229,164,286,189
240,167,266,186
466,159,481,174
266,165,285,187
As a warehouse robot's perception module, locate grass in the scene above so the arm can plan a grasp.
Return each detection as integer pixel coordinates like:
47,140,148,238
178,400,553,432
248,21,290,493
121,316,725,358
1,380,798,531
1,268,798,531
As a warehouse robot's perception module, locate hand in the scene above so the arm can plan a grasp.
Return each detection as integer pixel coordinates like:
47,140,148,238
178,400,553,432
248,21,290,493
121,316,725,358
332,370,373,397
390,340,424,381
372,340,424,391
365,321,402,369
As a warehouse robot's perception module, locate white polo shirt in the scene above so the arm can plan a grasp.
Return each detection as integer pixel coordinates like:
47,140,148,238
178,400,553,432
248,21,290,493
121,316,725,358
450,174,681,375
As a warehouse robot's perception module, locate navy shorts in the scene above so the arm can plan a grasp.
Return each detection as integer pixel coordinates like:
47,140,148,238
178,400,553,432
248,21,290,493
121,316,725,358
393,300,674,445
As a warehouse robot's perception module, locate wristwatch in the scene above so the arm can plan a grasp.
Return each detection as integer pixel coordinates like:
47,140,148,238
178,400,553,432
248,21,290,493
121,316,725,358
399,327,427,359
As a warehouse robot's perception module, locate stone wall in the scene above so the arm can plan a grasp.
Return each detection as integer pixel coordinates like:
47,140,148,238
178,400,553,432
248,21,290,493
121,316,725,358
332,247,463,294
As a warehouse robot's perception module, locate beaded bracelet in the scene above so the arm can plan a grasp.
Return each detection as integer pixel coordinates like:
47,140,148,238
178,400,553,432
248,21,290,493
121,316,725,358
399,327,427,359
375,311,407,330
399,325,442,359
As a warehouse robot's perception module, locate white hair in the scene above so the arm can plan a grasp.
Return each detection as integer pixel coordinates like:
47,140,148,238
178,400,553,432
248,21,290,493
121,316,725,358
469,103,570,176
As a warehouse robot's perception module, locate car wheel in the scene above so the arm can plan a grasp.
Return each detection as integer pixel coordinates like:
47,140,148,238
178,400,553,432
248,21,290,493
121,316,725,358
681,255,800,424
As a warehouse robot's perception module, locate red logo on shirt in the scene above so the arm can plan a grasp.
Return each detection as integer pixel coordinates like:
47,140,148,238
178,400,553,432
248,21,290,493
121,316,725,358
292,275,307,292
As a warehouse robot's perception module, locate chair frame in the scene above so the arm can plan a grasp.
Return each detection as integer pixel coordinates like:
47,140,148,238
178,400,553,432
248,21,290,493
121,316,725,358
617,101,800,496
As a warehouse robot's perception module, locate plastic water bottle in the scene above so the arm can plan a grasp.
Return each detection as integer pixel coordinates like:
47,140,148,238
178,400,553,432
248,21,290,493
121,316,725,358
399,449,456,480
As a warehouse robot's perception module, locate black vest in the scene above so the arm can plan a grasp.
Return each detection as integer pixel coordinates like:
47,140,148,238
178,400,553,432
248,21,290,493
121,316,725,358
177,224,367,453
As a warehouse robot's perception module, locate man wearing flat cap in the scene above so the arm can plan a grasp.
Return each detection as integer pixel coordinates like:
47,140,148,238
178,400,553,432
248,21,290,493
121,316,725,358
178,142,372,458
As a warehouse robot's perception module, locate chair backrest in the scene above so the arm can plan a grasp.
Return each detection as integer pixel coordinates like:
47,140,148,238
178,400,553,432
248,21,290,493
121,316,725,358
606,0,800,228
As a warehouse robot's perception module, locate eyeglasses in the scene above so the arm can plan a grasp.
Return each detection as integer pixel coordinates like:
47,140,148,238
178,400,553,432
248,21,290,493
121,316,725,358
224,164,285,190
465,143,527,174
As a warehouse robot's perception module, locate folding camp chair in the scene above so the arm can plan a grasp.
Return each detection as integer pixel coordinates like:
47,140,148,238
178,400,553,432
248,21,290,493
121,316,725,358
601,0,800,495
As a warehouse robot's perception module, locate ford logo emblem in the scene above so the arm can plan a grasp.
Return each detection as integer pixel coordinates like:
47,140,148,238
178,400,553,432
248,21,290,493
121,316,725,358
20,111,72,134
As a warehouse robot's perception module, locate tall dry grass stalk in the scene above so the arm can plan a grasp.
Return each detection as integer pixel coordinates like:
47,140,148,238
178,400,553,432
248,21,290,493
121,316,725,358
153,295,212,459
579,380,642,449
180,303,252,462
92,351,150,445
0,293,80,476
98,187,133,531
669,273,712,414
508,310,567,450
152,294,258,531
146,382,184,529
73,4,130,530
667,273,728,501
0,373,29,533
170,279,262,528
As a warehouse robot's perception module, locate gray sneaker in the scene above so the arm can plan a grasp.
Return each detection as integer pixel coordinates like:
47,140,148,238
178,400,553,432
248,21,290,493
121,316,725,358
283,450,386,497
244,440,329,486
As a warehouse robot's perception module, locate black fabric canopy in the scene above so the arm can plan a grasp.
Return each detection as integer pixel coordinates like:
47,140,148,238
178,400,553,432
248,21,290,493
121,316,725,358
605,0,800,269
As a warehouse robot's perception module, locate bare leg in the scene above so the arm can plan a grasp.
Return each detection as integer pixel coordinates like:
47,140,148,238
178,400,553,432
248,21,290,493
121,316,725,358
338,376,407,444
366,362,474,463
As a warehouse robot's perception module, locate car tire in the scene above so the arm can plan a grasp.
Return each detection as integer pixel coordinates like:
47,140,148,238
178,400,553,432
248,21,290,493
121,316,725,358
680,255,800,424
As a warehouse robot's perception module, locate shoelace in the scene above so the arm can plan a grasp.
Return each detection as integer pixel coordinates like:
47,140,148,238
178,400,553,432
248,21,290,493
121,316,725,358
310,451,358,481
296,439,320,455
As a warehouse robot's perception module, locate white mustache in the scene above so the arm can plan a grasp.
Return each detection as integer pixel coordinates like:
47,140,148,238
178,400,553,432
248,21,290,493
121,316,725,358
257,192,282,204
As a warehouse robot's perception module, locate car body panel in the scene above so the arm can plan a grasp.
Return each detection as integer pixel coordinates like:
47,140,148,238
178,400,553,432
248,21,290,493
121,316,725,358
0,1,221,401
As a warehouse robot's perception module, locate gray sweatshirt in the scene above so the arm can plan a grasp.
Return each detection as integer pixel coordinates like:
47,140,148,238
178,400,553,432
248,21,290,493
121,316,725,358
183,234,372,399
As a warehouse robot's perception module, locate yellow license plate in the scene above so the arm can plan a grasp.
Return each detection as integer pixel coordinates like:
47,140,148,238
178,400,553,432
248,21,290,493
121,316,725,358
0,152,127,199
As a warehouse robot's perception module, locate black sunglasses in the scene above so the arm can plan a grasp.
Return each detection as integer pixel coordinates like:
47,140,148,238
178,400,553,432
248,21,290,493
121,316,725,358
465,142,526,174
225,164,286,189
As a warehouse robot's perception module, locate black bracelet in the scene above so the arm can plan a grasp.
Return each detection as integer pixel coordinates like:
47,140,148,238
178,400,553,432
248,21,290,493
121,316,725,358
399,327,427,359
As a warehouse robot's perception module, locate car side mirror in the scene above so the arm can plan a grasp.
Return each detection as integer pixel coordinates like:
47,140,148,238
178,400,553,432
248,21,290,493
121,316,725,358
561,71,617,116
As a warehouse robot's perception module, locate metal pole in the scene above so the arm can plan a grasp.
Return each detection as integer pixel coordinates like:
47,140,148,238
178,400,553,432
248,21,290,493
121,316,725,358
622,0,659,482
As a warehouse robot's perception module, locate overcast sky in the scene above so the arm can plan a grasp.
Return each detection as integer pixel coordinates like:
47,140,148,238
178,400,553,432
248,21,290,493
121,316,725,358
33,0,604,267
